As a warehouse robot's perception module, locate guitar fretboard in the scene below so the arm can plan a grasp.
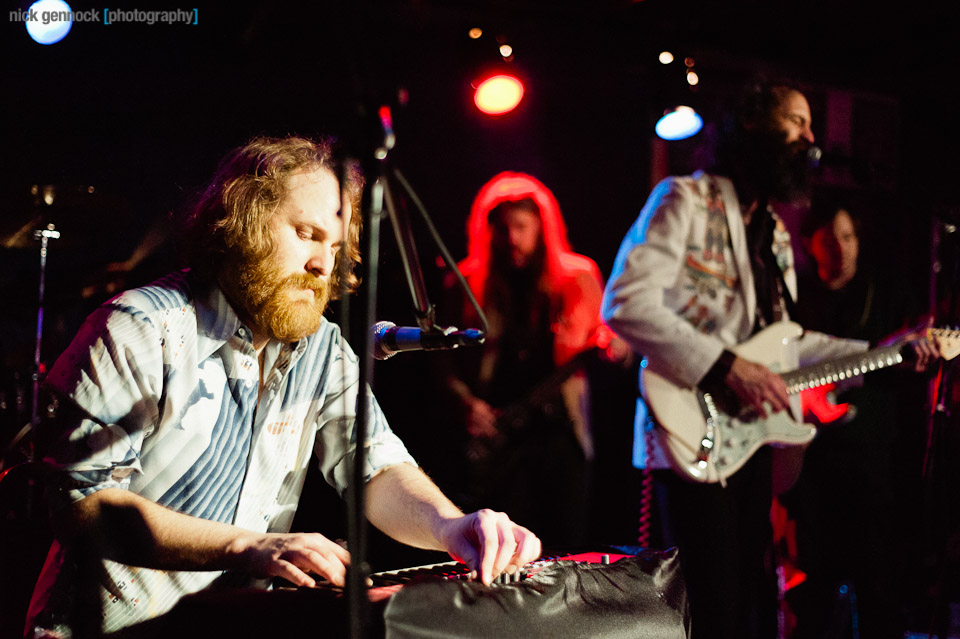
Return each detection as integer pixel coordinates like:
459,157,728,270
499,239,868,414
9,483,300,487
781,345,904,395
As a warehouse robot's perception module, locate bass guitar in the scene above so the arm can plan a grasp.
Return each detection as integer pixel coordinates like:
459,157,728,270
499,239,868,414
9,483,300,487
642,321,960,484
465,347,598,469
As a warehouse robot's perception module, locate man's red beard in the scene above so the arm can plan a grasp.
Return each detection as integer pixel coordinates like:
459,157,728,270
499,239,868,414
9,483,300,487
227,254,330,343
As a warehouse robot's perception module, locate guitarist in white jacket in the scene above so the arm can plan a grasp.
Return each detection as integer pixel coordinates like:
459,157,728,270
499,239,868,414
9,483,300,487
602,80,939,639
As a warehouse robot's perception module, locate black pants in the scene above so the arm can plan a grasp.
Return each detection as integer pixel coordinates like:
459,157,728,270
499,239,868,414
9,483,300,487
657,447,779,639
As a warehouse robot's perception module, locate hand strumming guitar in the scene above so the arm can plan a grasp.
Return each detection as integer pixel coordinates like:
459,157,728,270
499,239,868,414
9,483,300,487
464,395,499,439
725,356,791,419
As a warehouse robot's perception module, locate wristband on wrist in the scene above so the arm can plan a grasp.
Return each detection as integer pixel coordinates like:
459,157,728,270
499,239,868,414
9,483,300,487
698,349,737,391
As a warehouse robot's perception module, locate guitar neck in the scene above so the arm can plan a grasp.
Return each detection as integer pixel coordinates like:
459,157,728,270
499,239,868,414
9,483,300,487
780,344,904,395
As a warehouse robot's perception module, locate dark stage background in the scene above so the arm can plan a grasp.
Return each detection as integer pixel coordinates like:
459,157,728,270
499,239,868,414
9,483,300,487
3,0,960,634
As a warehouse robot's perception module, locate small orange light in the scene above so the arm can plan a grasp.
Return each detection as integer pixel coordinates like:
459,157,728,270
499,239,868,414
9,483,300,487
474,74,525,115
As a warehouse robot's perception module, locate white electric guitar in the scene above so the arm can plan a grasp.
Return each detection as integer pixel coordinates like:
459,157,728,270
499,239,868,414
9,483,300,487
642,321,960,484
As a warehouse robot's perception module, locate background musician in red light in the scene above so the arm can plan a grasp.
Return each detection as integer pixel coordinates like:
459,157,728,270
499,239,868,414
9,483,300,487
437,172,612,547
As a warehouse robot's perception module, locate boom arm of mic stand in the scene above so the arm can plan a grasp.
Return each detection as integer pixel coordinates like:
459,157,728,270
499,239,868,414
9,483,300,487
391,169,489,335
381,176,438,331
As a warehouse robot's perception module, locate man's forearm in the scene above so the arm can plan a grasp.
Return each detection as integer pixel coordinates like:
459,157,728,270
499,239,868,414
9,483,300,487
364,463,464,551
61,487,354,587
62,487,256,572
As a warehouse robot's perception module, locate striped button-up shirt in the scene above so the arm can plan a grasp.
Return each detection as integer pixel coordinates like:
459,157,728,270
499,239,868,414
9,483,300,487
27,270,416,635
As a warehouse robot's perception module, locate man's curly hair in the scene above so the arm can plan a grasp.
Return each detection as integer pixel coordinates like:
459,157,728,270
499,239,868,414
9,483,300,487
184,135,363,299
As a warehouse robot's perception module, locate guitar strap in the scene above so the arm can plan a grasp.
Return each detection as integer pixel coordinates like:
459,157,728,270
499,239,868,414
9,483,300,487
855,278,875,332
747,202,797,329
775,267,798,321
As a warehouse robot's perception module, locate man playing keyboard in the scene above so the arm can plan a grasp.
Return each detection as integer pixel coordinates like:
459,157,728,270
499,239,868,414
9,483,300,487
24,136,541,638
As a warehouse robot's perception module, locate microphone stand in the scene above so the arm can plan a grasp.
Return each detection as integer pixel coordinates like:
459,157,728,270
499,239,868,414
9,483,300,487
343,121,390,639
923,215,960,638
344,102,450,639
343,100,489,639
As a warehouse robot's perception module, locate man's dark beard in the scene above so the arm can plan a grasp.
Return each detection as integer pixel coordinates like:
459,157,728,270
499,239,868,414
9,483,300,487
737,130,813,204
487,242,545,313
490,240,546,275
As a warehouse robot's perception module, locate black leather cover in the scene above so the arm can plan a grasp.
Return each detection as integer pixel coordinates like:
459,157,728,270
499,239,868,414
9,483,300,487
383,548,689,639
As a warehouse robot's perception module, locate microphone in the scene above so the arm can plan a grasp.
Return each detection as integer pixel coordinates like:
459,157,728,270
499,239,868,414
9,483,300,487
807,145,855,169
806,145,824,169
807,145,873,172
370,321,485,360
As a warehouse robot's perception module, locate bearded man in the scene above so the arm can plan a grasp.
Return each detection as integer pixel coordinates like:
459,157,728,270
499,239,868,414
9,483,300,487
602,81,937,639
440,172,607,547
24,136,540,638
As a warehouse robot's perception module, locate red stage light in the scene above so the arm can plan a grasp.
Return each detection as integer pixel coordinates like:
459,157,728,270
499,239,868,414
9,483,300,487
474,74,524,115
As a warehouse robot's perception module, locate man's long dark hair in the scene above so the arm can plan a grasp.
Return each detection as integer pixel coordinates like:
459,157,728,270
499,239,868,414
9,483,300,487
713,78,813,204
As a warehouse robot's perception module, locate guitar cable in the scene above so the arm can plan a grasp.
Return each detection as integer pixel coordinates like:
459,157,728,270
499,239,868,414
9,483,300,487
637,414,656,548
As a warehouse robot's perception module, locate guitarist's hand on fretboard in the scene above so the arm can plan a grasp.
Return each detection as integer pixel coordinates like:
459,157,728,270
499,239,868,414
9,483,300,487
906,334,941,372
725,356,791,419
878,317,942,373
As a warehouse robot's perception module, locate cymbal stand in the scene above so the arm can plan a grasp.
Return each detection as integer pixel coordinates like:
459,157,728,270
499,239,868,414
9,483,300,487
29,223,60,457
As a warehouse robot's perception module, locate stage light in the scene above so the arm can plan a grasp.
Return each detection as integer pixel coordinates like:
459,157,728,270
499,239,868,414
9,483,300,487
659,51,674,64
686,70,700,86
468,27,483,39
655,106,703,141
499,44,513,58
474,74,524,115
25,0,73,45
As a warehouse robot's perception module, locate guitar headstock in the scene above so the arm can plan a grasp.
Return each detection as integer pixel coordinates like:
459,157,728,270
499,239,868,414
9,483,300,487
931,328,960,361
